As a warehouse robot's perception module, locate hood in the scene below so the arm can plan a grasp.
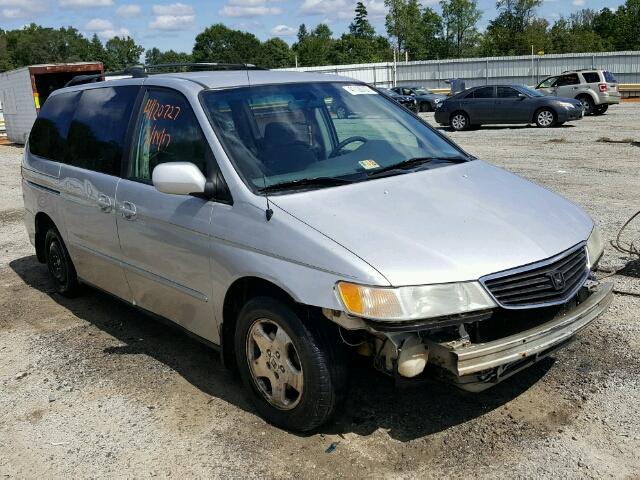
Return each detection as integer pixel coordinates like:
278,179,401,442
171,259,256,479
545,96,583,106
417,93,447,101
271,161,593,286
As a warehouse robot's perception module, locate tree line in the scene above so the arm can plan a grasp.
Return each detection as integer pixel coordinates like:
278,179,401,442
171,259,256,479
0,0,638,72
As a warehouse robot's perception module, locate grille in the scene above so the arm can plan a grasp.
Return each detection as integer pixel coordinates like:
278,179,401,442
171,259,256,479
482,245,589,308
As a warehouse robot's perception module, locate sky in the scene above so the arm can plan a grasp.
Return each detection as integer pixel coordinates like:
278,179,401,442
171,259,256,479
0,0,626,53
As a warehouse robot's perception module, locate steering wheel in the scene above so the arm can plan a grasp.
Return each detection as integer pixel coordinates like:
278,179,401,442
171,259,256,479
329,136,368,158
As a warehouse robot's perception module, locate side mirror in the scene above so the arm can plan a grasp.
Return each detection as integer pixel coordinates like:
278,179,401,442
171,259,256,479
152,162,207,196
518,93,527,99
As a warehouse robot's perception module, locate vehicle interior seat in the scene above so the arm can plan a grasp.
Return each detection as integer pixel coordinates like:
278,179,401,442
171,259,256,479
260,122,317,175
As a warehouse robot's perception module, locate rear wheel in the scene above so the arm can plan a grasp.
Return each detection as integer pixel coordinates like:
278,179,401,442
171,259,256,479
450,112,469,131
535,108,556,128
577,95,594,115
235,297,347,432
420,102,432,113
44,228,80,296
594,104,609,115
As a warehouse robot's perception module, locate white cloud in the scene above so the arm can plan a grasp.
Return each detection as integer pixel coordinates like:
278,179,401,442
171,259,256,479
301,0,347,15
365,0,387,18
149,14,195,29
219,0,281,17
59,0,113,6
85,18,113,30
85,17,130,39
116,4,141,16
572,0,584,5
99,28,131,39
149,3,195,30
271,24,296,36
152,2,193,15
0,0,47,17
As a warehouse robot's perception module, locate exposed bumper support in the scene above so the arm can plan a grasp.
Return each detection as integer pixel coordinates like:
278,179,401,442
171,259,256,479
426,282,614,391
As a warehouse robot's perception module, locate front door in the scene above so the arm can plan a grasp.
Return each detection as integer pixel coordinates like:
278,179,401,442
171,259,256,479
554,73,581,98
60,85,140,300
115,87,215,338
494,86,531,123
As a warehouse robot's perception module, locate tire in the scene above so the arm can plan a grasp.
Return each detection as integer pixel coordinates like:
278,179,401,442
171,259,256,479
450,111,469,131
335,104,348,119
577,95,594,115
44,228,80,296
420,102,432,113
535,108,556,128
235,297,347,432
594,104,609,115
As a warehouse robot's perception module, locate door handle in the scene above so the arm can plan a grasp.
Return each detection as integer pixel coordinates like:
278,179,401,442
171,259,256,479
97,194,112,212
121,201,137,220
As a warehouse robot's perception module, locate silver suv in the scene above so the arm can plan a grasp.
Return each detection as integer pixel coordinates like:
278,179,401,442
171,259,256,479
22,65,612,431
536,69,621,115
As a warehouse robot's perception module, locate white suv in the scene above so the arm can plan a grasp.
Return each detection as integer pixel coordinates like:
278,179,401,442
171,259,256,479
536,69,621,115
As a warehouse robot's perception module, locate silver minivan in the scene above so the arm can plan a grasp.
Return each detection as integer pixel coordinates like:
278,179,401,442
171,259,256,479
22,67,613,431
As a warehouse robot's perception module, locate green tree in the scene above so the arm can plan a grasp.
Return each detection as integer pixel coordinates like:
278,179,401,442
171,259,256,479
192,24,262,64
260,38,293,68
293,23,336,67
349,2,376,38
297,24,309,43
418,7,447,59
483,0,543,55
440,0,482,57
385,0,421,54
104,36,144,70
88,34,106,65
616,0,640,49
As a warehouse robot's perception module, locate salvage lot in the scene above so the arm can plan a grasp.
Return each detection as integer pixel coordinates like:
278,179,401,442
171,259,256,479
1,104,639,478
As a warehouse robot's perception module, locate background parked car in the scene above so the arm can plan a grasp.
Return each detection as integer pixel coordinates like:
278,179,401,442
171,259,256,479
434,84,583,131
378,87,418,112
391,86,447,112
536,69,620,116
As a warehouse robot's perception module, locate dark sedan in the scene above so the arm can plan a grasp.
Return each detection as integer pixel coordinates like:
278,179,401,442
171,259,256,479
378,87,418,112
391,86,447,112
434,85,584,131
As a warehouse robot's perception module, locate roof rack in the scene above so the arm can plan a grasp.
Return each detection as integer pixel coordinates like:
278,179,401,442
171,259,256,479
65,62,264,87
64,66,146,87
145,62,264,71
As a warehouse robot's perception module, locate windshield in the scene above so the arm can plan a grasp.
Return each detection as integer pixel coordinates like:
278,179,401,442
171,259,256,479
519,86,544,97
414,88,431,95
201,82,467,192
604,71,617,83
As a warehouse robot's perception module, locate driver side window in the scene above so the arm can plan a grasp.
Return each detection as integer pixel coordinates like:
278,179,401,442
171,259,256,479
128,89,207,182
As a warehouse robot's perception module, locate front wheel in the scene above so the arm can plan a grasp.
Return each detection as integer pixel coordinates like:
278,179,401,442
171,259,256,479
235,297,347,432
594,104,609,115
450,112,469,131
535,108,556,128
578,96,594,115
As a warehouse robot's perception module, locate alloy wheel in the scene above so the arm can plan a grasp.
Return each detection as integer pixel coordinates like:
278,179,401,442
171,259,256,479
246,318,304,410
451,114,467,130
537,110,554,127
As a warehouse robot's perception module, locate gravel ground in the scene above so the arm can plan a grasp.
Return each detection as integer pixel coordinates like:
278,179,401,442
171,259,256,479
1,104,639,478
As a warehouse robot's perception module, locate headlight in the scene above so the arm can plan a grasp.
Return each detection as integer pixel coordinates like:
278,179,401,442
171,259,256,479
336,281,495,321
558,101,577,109
586,226,605,268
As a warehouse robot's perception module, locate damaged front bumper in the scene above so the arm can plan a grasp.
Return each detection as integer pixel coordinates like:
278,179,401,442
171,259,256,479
425,281,614,391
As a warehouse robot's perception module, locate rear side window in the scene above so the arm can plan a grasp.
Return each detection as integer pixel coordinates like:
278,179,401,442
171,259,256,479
29,92,80,162
604,71,617,83
67,86,139,176
473,87,494,99
582,72,601,83
496,87,520,98
128,89,207,182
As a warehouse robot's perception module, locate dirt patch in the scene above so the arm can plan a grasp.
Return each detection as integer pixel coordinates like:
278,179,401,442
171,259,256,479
1,105,639,478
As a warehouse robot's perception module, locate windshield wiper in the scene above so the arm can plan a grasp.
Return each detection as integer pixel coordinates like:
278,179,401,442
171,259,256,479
258,176,353,193
367,156,467,178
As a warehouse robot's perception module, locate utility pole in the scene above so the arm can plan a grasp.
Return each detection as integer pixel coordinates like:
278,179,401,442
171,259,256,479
295,54,298,68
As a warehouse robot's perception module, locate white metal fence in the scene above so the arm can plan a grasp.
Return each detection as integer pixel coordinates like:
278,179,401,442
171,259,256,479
281,51,640,88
